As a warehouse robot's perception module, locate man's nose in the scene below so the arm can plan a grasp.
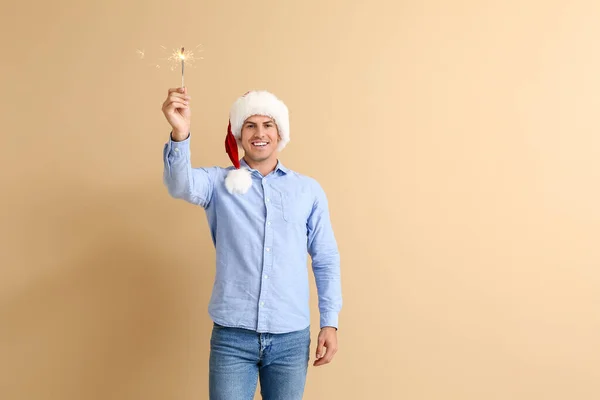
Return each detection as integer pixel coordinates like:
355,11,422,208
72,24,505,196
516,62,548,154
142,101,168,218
256,126,267,136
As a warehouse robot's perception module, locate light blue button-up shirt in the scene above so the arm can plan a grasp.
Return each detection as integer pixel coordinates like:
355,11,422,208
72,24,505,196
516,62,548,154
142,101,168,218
163,134,342,333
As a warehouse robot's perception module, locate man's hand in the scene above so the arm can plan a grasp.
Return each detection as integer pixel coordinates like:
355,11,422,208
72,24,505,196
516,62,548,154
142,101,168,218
313,327,338,367
162,87,191,141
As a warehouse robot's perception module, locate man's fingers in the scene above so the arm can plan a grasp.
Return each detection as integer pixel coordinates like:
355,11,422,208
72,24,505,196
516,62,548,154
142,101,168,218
168,104,189,113
168,98,189,107
167,88,191,101
313,347,327,366
168,87,186,94
162,92,189,109
315,344,325,360
313,334,338,367
163,102,189,115
165,98,188,109
321,345,337,361
168,94,190,103
313,347,337,366
313,352,332,366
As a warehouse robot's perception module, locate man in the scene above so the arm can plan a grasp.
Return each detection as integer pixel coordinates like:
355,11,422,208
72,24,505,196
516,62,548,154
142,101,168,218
161,87,342,400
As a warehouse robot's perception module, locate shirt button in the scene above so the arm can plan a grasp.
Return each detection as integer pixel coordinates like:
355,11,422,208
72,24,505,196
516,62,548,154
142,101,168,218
264,275,269,279
267,221,271,226
266,198,270,202
260,301,265,306
174,148,179,152
265,248,271,252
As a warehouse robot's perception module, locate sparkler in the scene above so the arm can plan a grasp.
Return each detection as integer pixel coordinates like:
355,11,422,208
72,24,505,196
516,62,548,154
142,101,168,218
180,47,185,87
163,45,203,87
136,44,204,83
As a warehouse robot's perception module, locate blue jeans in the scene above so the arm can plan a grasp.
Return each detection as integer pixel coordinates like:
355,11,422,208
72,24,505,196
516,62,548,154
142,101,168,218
209,322,311,399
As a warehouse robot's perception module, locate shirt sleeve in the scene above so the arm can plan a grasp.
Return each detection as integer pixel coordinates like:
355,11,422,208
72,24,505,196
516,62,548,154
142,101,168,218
162,132,218,208
307,180,342,330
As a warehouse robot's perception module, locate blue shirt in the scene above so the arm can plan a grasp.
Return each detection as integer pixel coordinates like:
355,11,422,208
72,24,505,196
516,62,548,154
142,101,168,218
163,134,342,333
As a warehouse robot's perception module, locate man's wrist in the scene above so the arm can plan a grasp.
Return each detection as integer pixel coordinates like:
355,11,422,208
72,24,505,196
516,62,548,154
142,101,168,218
171,130,190,142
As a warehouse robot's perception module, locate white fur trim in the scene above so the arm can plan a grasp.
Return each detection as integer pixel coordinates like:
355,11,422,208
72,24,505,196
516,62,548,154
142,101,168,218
225,168,253,194
229,91,290,151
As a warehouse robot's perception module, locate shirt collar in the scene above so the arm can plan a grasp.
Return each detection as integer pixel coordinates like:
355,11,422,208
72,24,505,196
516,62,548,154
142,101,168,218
240,158,289,176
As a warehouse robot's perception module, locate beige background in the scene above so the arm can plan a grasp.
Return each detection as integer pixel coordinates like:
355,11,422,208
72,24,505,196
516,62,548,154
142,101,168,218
2,0,599,399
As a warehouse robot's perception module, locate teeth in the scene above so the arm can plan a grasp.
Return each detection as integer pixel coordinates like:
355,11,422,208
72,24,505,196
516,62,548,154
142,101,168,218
253,142,267,146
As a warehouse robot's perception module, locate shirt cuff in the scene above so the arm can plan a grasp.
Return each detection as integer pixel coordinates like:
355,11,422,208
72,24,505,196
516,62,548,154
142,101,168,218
168,131,191,156
320,312,339,330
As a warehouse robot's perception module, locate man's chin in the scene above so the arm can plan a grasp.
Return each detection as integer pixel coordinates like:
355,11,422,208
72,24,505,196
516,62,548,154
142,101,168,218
245,151,273,163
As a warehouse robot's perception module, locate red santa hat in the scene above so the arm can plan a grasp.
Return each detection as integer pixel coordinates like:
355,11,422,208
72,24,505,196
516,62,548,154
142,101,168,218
224,90,290,194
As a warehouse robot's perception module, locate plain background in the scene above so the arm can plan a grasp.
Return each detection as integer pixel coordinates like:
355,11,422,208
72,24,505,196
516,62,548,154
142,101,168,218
2,0,599,399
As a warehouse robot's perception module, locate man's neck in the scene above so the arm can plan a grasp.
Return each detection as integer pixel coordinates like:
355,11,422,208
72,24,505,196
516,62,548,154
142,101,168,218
243,156,278,177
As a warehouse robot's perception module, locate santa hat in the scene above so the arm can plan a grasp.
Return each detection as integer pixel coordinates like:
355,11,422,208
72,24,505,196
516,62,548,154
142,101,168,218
224,90,290,194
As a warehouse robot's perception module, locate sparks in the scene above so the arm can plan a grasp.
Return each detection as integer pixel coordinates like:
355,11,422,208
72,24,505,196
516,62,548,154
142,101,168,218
136,44,204,80
165,44,203,72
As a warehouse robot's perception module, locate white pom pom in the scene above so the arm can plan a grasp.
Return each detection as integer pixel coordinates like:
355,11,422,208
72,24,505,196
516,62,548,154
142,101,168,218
225,168,252,194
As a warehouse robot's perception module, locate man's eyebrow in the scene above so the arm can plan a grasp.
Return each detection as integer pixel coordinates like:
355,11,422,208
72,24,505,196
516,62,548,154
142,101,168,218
244,120,274,125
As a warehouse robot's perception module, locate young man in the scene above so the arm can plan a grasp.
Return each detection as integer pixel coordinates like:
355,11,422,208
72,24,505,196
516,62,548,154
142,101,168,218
161,87,342,400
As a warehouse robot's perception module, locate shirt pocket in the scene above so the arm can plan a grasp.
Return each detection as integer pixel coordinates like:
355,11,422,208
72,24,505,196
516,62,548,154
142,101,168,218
276,189,310,224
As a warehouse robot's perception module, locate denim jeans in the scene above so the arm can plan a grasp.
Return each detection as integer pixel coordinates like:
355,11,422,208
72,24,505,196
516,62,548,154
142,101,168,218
209,322,311,400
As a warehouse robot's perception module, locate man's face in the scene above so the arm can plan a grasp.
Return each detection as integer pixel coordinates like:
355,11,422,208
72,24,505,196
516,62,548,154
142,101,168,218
240,115,280,163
